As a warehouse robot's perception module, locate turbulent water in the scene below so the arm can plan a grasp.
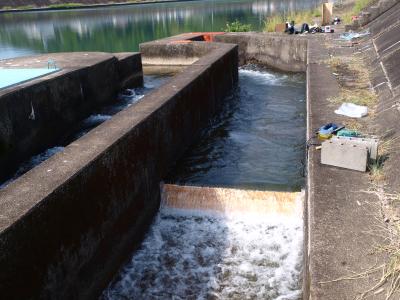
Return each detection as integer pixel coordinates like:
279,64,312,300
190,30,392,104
168,65,306,191
0,75,170,189
102,207,303,300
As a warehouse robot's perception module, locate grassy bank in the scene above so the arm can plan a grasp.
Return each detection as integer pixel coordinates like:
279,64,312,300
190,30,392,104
263,8,321,32
341,0,375,24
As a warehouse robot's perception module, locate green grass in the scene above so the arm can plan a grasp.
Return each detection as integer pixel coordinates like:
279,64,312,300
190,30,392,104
47,3,84,9
13,5,35,10
263,8,321,32
224,20,252,32
353,0,374,14
340,0,375,25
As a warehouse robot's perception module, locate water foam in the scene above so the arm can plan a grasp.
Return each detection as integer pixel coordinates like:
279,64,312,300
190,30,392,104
102,207,303,300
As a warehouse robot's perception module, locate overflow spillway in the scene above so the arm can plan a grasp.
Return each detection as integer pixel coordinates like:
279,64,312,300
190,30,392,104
103,185,304,300
102,66,306,299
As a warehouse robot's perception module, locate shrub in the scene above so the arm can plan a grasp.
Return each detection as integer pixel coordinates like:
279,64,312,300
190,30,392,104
224,20,252,32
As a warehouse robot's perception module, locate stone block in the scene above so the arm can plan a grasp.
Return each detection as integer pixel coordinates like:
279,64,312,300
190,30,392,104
321,140,369,171
331,136,379,160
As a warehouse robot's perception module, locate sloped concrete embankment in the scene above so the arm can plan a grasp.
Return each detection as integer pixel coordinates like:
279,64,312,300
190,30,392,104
364,0,400,191
0,42,238,299
0,52,143,183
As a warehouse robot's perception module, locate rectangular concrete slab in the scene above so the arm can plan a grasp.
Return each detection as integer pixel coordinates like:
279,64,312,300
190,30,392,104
331,136,379,159
321,139,368,171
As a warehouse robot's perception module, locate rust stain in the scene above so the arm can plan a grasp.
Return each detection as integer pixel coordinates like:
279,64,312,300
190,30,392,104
161,184,302,217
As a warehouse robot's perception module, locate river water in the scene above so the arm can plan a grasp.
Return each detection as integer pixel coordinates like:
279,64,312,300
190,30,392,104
0,0,320,60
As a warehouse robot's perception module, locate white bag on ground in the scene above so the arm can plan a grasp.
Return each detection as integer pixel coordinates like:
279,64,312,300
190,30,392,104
334,102,368,118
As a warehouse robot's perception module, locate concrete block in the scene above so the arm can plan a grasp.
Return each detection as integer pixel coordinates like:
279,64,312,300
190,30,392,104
331,136,379,160
321,140,369,171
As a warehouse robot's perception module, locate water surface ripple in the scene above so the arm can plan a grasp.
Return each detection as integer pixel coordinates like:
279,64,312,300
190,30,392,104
168,65,306,191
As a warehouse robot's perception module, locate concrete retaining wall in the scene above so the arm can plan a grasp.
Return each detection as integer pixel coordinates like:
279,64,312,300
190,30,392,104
0,52,143,183
214,33,308,72
0,42,238,299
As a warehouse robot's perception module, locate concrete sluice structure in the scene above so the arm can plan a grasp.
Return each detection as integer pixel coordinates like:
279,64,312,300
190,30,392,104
0,32,307,299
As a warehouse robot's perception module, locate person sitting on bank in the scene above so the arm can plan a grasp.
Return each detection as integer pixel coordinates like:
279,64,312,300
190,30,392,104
285,21,295,34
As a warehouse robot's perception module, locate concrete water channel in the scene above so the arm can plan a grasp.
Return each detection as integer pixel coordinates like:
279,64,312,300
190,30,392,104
0,32,310,299
102,65,306,299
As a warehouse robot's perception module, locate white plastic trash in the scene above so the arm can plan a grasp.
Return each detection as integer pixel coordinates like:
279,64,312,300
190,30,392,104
334,102,368,118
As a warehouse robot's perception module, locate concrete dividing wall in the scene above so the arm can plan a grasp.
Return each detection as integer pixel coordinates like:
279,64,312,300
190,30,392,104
0,42,238,299
0,52,142,183
214,33,308,72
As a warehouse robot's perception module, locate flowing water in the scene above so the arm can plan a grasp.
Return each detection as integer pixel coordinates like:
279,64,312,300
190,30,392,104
0,0,321,60
102,206,303,300
102,66,306,299
168,65,306,191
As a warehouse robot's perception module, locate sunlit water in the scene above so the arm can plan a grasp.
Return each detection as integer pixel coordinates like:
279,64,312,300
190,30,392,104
0,75,170,189
102,207,303,300
0,0,322,59
168,65,306,191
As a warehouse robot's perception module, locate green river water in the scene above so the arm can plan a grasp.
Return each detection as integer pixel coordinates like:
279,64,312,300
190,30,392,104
0,0,320,59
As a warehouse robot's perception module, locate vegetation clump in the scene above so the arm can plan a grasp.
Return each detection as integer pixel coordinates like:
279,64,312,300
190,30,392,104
48,3,84,9
341,0,375,24
264,8,321,32
224,20,252,32
327,55,377,109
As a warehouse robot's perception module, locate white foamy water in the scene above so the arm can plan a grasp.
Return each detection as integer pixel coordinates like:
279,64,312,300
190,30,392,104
102,208,303,300
239,68,288,86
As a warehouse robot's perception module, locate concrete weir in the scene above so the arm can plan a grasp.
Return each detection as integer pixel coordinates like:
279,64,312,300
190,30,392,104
0,39,237,298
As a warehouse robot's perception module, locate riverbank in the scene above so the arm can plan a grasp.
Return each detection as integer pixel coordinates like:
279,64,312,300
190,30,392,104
0,0,198,13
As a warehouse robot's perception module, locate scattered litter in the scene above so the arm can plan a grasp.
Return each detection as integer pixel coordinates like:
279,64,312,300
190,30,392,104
337,128,360,137
335,102,368,118
340,30,370,41
318,123,343,140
